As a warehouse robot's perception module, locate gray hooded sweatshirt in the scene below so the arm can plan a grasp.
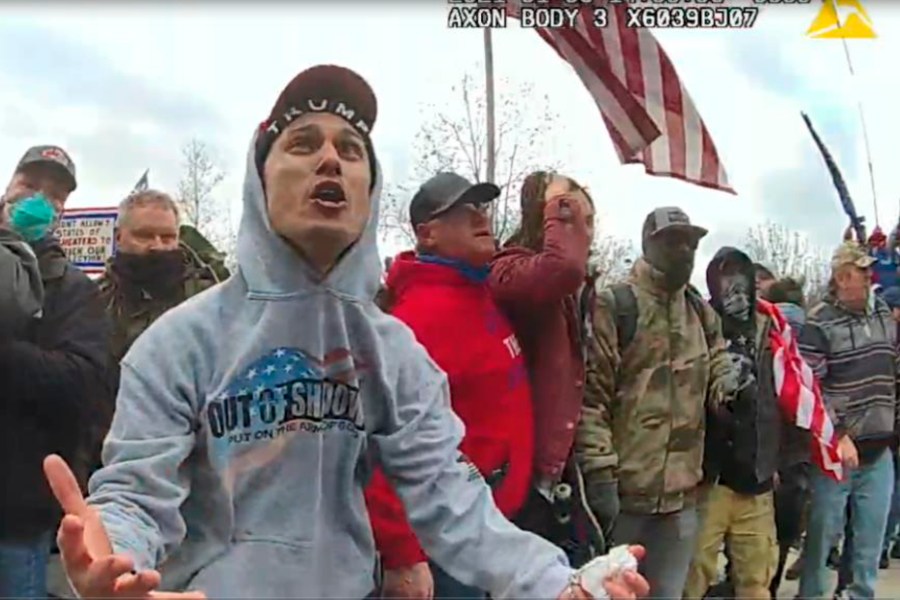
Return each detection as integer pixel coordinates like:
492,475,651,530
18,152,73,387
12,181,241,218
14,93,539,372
87,132,572,599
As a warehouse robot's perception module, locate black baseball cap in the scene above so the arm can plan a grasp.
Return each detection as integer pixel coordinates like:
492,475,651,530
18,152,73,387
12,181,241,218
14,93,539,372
642,206,707,241
16,145,77,192
409,172,500,228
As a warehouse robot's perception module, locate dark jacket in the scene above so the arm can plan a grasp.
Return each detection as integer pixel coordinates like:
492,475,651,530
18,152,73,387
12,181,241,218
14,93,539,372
704,247,783,495
0,237,110,540
97,246,219,365
93,245,219,476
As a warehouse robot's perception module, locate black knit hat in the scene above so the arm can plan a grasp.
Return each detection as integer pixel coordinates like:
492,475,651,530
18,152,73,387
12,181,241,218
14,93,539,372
255,65,378,187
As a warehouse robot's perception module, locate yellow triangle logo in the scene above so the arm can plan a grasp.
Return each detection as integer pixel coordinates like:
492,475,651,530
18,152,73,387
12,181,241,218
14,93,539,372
807,0,876,39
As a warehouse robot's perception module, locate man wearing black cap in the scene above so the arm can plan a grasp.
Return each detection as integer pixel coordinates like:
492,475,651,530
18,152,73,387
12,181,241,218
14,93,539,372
577,206,737,599
0,145,110,598
366,172,536,599
44,67,648,600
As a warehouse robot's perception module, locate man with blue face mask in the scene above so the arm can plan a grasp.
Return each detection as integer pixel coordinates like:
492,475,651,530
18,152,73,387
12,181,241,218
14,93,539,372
0,146,111,599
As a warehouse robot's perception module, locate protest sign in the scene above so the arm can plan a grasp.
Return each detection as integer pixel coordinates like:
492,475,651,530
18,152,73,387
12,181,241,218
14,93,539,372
58,207,118,274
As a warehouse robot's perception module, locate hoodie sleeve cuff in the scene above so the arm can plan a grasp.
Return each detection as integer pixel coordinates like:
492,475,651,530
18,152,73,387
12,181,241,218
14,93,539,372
380,544,428,570
516,564,573,600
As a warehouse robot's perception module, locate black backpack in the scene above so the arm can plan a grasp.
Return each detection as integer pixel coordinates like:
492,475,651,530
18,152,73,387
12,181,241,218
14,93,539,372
607,282,718,355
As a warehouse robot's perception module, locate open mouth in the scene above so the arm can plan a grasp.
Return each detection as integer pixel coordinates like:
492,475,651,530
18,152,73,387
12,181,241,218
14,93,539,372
311,180,347,208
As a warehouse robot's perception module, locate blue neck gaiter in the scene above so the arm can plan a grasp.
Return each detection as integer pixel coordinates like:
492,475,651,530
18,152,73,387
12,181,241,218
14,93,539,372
417,253,490,283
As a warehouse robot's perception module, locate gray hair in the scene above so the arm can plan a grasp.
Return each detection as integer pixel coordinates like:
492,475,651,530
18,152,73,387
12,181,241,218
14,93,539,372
117,189,179,229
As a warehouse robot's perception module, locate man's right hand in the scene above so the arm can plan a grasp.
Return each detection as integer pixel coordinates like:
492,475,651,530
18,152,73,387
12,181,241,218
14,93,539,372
43,454,205,599
380,562,434,600
546,194,585,224
838,436,859,470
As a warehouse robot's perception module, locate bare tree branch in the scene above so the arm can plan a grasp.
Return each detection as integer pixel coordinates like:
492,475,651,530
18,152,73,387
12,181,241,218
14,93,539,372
743,221,830,304
176,138,234,264
591,234,637,289
378,68,565,245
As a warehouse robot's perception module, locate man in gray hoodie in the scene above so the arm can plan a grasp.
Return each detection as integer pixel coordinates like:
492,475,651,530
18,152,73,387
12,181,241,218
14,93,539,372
43,65,648,600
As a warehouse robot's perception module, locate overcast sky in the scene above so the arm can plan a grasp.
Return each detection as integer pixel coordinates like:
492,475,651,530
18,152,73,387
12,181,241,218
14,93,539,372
0,1,896,282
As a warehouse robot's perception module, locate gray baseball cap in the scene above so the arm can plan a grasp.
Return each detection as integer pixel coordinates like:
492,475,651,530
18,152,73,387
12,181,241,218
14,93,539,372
409,172,499,228
16,145,77,192
642,206,707,241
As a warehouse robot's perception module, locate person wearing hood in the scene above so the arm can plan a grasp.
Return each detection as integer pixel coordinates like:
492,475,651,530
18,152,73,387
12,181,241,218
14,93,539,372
798,242,899,600
0,145,110,598
42,66,648,600
683,249,810,600
577,207,738,600
365,172,536,599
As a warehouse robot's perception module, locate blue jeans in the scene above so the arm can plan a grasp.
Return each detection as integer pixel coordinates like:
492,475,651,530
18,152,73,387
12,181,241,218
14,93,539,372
429,561,487,600
0,531,53,599
883,453,900,551
799,449,893,600
612,507,699,600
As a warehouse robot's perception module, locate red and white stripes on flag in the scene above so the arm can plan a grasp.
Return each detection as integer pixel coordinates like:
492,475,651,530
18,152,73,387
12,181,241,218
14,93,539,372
506,0,733,194
758,300,843,481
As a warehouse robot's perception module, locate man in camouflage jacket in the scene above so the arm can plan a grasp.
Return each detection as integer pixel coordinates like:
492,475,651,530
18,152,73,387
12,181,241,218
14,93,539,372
576,207,737,600
93,191,225,470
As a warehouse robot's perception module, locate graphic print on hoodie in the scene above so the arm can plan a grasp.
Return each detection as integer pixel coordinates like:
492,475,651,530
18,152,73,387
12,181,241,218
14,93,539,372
206,346,366,480
85,130,572,600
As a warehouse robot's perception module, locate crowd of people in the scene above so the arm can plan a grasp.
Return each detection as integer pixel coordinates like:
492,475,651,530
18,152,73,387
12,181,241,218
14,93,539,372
1,63,899,600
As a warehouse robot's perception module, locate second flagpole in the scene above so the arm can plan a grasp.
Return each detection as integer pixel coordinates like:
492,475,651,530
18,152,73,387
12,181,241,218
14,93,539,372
484,27,496,185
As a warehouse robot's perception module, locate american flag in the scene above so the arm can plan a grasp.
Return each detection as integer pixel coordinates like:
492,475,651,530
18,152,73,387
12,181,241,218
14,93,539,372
506,0,734,194
758,299,843,481
130,169,149,195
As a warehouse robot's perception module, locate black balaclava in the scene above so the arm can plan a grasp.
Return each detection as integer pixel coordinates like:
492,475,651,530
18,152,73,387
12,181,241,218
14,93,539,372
641,207,705,291
111,249,186,300
643,237,695,291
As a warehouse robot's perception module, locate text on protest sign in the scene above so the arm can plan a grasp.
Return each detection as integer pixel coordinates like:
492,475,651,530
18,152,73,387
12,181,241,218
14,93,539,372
58,207,118,274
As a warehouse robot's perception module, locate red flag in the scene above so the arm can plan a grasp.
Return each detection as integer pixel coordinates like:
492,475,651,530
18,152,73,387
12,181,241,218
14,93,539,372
506,1,734,194
758,299,843,481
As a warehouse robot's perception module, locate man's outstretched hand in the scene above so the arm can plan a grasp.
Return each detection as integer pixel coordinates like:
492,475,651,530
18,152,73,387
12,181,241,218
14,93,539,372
560,546,650,600
43,454,206,600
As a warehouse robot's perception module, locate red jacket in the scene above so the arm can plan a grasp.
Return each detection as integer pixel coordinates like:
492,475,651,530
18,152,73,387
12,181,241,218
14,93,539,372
364,252,534,569
489,198,591,484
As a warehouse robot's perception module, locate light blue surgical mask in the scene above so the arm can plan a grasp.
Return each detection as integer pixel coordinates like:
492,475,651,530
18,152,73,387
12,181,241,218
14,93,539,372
8,193,57,242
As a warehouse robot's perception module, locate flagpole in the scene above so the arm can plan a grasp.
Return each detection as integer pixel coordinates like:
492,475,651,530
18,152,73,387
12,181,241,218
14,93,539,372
838,33,879,227
484,27,496,184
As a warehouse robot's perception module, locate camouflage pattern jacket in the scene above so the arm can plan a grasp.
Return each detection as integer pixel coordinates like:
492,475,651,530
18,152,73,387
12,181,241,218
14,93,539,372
98,244,222,365
576,258,733,514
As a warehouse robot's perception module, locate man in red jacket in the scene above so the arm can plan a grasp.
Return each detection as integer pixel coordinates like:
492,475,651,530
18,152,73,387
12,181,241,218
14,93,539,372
365,172,535,599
